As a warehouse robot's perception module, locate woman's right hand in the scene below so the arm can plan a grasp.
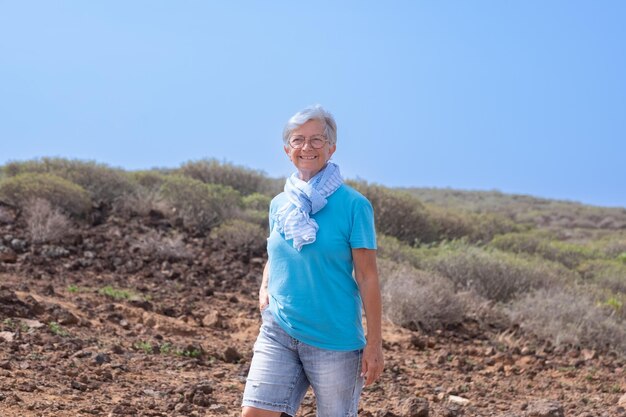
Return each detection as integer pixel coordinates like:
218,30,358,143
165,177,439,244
259,286,269,311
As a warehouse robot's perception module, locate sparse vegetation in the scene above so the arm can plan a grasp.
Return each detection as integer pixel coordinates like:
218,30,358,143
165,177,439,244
98,285,134,300
48,321,69,337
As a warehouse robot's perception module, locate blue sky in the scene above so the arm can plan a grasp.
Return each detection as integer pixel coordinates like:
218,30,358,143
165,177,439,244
1,1,625,207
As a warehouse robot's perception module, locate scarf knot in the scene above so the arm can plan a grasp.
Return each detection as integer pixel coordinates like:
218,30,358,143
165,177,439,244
273,163,343,251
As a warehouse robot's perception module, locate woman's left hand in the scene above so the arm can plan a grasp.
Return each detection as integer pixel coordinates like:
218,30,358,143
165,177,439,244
361,341,384,386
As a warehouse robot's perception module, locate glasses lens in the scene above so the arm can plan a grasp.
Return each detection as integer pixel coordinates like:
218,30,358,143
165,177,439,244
289,137,305,148
310,137,325,148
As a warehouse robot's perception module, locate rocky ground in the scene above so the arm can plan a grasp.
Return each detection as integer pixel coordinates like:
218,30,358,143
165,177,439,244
0,208,625,417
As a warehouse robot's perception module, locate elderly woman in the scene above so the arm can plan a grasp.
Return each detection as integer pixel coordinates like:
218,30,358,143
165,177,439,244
241,105,383,417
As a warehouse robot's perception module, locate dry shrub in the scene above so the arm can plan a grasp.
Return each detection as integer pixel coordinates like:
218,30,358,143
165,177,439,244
133,230,191,261
209,219,267,255
114,188,171,219
507,288,626,354
0,173,91,218
349,181,438,245
179,159,275,196
159,176,242,232
23,198,71,243
426,246,566,302
379,259,463,331
3,158,134,204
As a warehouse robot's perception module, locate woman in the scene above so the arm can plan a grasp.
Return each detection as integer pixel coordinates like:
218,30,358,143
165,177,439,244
242,105,383,417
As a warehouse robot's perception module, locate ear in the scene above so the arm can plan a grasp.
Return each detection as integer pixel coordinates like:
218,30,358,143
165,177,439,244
328,144,337,159
284,145,292,159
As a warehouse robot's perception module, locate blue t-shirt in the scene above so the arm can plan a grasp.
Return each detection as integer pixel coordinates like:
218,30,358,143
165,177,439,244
266,184,377,351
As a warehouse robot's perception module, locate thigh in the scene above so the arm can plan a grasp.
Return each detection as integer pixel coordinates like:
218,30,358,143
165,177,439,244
299,345,364,417
242,309,310,416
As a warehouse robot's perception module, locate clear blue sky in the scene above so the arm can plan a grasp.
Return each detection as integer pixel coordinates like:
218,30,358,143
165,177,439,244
1,1,625,207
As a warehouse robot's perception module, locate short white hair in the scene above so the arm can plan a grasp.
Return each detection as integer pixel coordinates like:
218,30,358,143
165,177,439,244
282,104,337,146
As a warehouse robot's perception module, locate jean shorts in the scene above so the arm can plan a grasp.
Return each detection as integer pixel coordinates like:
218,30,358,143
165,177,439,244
242,308,364,417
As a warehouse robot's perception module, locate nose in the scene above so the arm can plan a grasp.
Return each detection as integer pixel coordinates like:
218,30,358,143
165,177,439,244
301,139,315,150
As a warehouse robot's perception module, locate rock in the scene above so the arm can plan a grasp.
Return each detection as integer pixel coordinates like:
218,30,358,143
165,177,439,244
0,331,14,343
410,334,427,350
223,346,242,363
0,288,32,317
10,239,27,252
0,360,11,370
448,395,470,406
400,396,429,417
0,247,17,263
618,393,626,407
581,349,597,361
42,245,70,258
71,380,88,391
94,353,111,365
202,310,226,328
525,400,564,417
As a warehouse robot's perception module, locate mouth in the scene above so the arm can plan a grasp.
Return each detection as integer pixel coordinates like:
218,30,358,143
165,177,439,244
299,155,318,160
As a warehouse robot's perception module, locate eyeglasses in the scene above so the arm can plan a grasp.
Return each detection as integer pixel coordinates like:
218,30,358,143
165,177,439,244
288,135,328,149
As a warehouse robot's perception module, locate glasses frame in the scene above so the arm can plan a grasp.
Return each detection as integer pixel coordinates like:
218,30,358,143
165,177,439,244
287,135,329,149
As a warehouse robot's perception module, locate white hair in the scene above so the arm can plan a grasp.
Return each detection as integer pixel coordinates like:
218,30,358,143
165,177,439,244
282,104,338,146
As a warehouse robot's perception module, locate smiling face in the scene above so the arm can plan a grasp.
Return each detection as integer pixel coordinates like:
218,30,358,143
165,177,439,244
284,119,336,182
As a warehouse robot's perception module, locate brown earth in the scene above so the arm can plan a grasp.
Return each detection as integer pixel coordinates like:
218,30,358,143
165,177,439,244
0,210,625,417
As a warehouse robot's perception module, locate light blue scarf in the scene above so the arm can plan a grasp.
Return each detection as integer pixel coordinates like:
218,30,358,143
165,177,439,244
273,162,343,251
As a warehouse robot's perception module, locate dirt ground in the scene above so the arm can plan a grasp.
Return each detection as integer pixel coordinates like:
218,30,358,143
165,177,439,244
1,214,625,417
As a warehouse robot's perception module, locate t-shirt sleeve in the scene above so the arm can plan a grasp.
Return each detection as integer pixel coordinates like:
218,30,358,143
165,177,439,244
349,198,377,249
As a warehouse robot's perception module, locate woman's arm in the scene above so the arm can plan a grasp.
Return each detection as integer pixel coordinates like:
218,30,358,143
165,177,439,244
259,261,270,311
352,248,384,386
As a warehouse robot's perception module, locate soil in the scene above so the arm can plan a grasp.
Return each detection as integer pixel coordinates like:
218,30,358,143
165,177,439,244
0,210,625,417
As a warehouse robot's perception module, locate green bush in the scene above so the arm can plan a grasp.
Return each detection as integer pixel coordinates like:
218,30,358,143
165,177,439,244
426,206,521,244
127,170,170,190
209,219,267,254
507,288,626,354
243,193,271,211
490,231,598,269
0,173,91,217
159,176,241,232
425,245,566,302
577,259,626,294
349,181,438,245
3,158,134,203
377,234,426,269
179,159,274,196
379,259,463,331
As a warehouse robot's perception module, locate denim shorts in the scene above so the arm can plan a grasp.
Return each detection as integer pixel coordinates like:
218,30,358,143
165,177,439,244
242,308,364,417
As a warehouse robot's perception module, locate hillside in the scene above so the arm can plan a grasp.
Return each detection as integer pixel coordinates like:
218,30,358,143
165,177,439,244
1,158,625,416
